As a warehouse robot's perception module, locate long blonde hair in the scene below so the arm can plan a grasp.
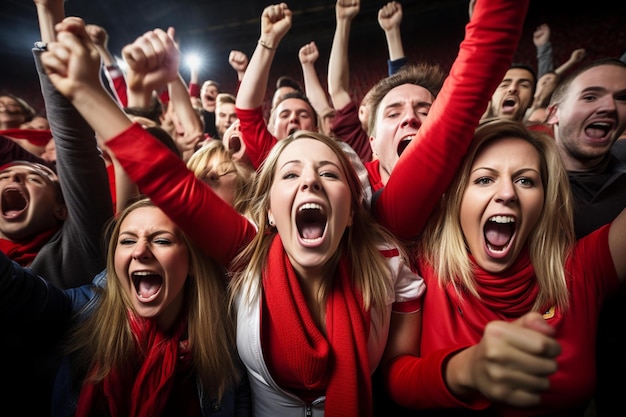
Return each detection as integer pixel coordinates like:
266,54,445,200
419,119,575,311
66,198,240,400
229,131,401,314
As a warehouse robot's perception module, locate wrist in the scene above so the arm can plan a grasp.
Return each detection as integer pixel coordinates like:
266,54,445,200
258,39,276,51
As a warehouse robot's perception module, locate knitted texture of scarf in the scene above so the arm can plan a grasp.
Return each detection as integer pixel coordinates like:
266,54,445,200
75,311,190,417
262,235,372,417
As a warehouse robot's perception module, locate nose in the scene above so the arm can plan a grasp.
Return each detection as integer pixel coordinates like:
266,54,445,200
300,167,321,192
596,94,618,114
401,112,421,129
132,239,152,260
494,179,518,204
507,82,519,94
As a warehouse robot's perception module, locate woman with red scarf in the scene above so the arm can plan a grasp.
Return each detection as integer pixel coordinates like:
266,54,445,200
381,119,626,416
41,17,424,416
0,198,250,416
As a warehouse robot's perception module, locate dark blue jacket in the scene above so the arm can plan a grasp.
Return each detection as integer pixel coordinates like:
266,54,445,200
0,255,251,416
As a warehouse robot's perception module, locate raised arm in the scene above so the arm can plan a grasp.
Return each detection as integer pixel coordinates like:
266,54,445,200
327,0,359,112
298,41,334,121
533,23,554,78
378,1,407,75
235,3,292,111
373,0,530,240
41,17,254,264
32,0,113,287
234,3,292,169
228,50,249,87
555,48,586,77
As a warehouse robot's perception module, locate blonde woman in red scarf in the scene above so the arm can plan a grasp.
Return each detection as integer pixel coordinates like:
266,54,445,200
0,198,251,416
40,16,424,416
381,119,626,416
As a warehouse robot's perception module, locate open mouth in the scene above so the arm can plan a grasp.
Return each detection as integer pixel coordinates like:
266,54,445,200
484,215,515,254
132,271,163,302
288,127,298,136
228,134,242,152
296,203,327,243
397,136,414,156
585,121,611,139
502,98,517,112
1,188,28,218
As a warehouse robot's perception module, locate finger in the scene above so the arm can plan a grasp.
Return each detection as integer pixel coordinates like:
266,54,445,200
491,385,543,408
41,50,69,78
486,320,561,359
123,45,146,71
46,40,72,65
135,32,159,70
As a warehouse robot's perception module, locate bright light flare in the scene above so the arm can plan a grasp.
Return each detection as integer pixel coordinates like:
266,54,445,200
185,53,202,71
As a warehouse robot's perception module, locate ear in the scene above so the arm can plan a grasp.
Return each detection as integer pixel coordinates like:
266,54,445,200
54,203,68,221
267,209,275,227
347,209,354,228
545,104,559,125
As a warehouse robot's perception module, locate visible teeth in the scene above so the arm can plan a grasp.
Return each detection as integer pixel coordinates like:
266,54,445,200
401,136,414,142
132,271,158,276
488,215,515,224
486,243,507,253
299,202,323,211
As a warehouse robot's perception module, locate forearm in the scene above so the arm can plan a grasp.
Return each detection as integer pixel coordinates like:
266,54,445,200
301,63,333,118
384,26,405,62
536,42,554,78
375,0,530,239
235,43,275,110
168,74,203,139
35,1,65,43
384,348,490,410
328,18,352,110
70,84,133,143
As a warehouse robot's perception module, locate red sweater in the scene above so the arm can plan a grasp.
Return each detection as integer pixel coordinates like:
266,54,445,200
107,123,256,265
386,225,620,416
372,0,530,241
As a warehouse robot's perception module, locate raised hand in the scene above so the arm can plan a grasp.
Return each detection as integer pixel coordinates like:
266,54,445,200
260,3,292,47
122,27,180,96
228,50,249,79
85,24,109,49
336,0,360,21
378,1,402,32
569,48,586,64
298,41,319,66
40,17,102,100
533,24,551,47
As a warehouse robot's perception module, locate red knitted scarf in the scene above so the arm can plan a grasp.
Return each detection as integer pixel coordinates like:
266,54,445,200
262,235,372,417
0,226,60,266
75,311,191,417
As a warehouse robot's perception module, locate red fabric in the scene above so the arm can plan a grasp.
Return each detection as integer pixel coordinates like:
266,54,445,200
330,101,372,163
106,123,256,265
234,106,277,170
106,163,116,214
75,311,191,417
108,70,128,107
365,159,384,192
0,225,60,266
527,122,555,138
262,235,372,417
188,82,200,98
373,0,530,240
387,225,620,415
0,128,52,146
